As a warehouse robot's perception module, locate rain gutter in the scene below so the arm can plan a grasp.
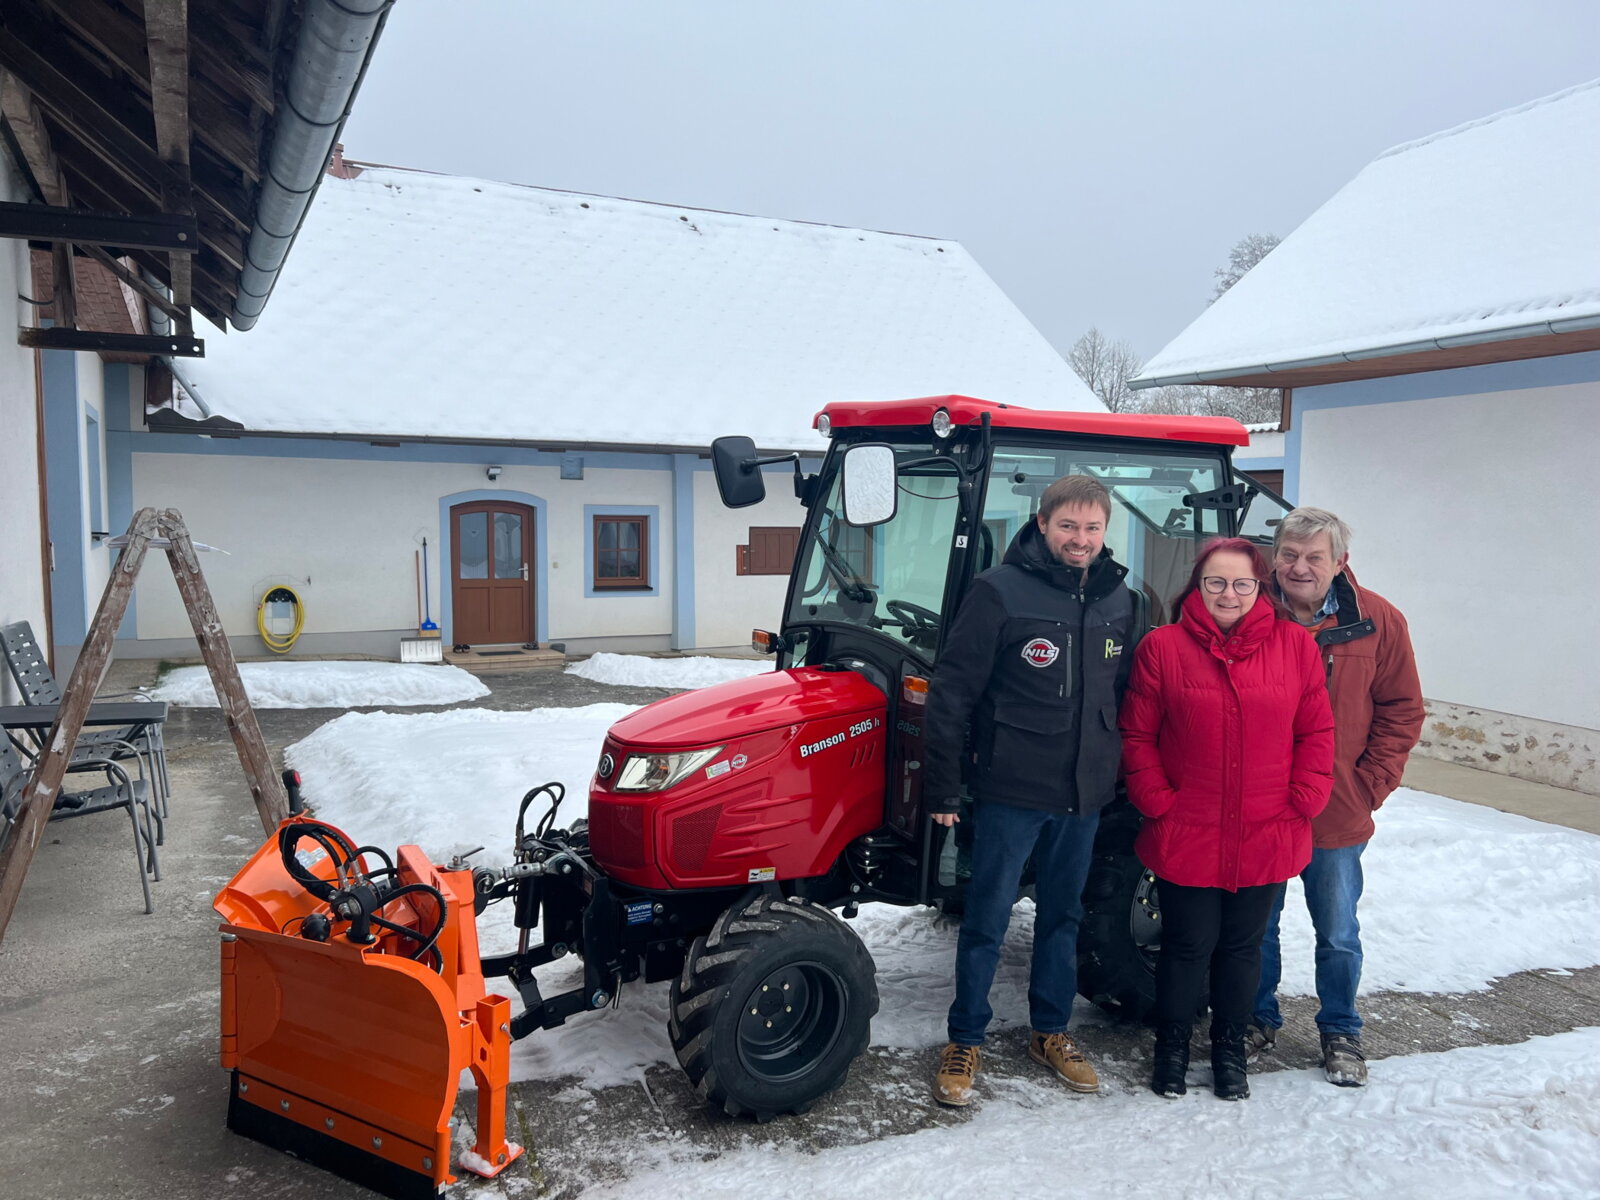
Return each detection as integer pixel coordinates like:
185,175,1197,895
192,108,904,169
228,0,393,331
1128,311,1600,389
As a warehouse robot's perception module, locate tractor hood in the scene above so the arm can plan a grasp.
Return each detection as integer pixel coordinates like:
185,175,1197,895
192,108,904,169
607,666,886,749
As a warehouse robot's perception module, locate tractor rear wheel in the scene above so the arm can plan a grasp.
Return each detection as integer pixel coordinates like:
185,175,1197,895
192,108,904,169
669,894,877,1120
1076,801,1160,1021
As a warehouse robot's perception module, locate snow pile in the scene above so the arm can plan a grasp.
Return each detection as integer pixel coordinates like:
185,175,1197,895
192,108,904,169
283,694,1600,1081
150,660,489,709
284,704,636,863
588,1028,1600,1199
566,653,772,689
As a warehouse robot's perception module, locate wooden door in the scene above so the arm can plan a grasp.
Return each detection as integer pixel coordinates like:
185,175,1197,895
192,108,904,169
451,502,534,646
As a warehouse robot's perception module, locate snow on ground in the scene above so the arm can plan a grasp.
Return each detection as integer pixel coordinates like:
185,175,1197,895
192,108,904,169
150,660,489,708
585,1028,1600,1200
285,704,1600,1093
565,652,772,689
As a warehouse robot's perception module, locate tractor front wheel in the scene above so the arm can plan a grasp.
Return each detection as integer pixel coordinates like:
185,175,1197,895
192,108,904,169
668,894,877,1120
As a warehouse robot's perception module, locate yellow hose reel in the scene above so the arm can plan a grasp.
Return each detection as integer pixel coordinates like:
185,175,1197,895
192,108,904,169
257,585,305,654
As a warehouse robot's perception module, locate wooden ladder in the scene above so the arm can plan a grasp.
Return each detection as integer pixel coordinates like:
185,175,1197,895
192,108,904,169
0,507,287,943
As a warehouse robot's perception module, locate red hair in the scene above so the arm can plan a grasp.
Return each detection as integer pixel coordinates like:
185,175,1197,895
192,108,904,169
1172,537,1283,617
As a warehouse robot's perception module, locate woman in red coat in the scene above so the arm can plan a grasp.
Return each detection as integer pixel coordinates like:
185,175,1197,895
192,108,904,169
1120,537,1334,1100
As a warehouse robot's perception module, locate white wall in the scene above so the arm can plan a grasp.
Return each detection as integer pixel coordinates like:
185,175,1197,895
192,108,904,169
1298,382,1598,732
0,150,48,701
692,468,803,647
125,449,679,648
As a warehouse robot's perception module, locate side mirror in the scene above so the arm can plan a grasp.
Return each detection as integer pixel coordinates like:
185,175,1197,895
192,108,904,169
710,436,766,508
841,442,898,526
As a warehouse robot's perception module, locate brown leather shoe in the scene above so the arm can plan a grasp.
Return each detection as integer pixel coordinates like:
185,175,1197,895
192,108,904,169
1030,1031,1099,1093
933,1043,981,1107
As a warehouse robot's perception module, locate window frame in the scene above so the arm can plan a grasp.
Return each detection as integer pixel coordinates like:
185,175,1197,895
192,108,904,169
590,513,651,590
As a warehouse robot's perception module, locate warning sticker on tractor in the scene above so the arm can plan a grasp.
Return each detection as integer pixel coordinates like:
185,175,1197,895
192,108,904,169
295,847,328,870
747,866,776,883
625,900,655,926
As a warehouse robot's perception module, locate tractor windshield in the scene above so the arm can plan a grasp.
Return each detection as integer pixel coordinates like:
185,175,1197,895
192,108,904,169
982,443,1231,626
787,449,963,655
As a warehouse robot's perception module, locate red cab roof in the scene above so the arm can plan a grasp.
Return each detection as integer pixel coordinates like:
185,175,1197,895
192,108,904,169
816,395,1250,447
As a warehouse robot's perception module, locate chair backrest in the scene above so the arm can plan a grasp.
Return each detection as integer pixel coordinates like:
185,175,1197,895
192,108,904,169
0,621,62,705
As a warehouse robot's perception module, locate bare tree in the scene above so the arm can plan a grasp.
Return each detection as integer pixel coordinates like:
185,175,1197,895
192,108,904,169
1210,233,1281,303
1069,327,1143,412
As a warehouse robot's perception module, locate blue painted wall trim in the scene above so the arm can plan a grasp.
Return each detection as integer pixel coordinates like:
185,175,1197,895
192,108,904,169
584,504,662,599
102,365,137,637
42,351,87,643
671,455,696,649
1281,349,1600,505
438,490,549,646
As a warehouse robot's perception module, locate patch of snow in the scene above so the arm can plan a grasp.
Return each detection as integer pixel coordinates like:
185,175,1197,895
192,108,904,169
587,1028,1600,1200
565,653,773,689
149,660,489,708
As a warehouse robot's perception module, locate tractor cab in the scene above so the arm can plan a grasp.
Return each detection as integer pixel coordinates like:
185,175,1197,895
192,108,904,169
712,395,1290,906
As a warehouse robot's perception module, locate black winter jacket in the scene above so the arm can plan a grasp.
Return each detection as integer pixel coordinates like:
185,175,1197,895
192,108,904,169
923,524,1137,817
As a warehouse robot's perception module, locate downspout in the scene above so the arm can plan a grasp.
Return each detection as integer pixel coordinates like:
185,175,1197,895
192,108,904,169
229,0,392,331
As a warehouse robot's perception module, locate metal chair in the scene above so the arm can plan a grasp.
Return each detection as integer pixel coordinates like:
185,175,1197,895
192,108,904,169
0,621,171,824
0,726,159,914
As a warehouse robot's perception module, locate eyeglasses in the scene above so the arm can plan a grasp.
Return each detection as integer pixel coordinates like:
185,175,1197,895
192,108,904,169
1201,576,1260,596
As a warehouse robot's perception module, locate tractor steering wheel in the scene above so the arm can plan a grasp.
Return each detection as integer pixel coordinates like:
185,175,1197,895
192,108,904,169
885,599,940,640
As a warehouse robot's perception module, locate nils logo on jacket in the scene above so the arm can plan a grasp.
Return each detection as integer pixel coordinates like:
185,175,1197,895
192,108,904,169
1021,638,1059,668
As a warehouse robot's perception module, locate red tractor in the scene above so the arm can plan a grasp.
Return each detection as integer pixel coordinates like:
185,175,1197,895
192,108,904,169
217,395,1287,1197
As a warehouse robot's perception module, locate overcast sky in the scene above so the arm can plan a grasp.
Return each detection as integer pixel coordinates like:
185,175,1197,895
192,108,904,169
339,1,1598,364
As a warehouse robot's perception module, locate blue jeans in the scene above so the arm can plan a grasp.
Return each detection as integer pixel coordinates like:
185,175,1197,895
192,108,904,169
947,800,1100,1046
1253,842,1367,1036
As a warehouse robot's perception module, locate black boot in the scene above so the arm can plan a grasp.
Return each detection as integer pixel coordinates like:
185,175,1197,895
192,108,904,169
1211,1022,1250,1100
1150,1022,1191,1098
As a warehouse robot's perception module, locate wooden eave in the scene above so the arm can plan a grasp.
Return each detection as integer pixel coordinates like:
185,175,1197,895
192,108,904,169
0,0,305,357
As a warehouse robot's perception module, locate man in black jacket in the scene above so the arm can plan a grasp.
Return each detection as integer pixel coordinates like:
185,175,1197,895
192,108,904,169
926,474,1138,1106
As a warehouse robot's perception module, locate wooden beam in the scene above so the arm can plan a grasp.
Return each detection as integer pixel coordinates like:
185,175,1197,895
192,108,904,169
0,75,69,205
143,0,193,327
78,242,186,321
49,240,75,327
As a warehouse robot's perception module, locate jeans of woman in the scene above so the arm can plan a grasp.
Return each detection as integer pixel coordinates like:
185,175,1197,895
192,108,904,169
1154,878,1283,1030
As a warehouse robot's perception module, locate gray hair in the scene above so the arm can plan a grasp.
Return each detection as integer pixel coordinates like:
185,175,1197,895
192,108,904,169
1274,506,1351,562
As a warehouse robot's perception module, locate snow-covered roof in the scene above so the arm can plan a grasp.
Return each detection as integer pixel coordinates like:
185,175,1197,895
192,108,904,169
1134,80,1600,387
175,164,1098,451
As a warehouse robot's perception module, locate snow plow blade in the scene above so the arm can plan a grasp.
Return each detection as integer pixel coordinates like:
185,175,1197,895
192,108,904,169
215,818,523,1199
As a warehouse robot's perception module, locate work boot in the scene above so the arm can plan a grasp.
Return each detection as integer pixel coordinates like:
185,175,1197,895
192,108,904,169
1150,1022,1191,1099
1322,1033,1368,1087
1029,1030,1100,1093
1210,1023,1250,1101
933,1043,981,1107
1244,1022,1278,1063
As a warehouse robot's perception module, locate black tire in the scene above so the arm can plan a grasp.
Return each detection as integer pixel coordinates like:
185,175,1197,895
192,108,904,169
1077,802,1160,1021
668,894,878,1120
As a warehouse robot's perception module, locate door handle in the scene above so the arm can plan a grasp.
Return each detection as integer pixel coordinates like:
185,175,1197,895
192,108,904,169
520,564,529,581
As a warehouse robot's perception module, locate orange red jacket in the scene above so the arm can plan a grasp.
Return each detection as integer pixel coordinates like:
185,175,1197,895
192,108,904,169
1119,590,1334,890
1292,568,1425,849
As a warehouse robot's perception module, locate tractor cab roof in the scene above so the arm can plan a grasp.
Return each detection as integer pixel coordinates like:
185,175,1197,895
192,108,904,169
815,395,1251,447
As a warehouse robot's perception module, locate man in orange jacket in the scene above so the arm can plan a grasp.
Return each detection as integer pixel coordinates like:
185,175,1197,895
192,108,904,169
1249,507,1424,1086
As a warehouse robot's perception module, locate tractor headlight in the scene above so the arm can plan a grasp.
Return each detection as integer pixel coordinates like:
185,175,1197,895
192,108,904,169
614,746,725,792
931,407,953,438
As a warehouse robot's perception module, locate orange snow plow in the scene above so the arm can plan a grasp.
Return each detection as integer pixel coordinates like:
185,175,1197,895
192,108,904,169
215,814,522,1199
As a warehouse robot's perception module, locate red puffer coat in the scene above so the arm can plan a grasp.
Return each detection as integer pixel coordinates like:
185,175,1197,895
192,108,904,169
1119,590,1335,890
